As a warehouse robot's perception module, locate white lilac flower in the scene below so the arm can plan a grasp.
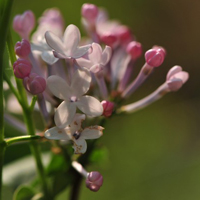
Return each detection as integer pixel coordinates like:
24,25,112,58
31,9,65,65
76,43,112,73
45,24,91,59
47,68,103,128
31,40,59,65
45,114,104,154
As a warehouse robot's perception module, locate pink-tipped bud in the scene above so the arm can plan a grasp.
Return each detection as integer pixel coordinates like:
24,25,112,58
152,45,166,56
13,10,35,40
23,73,46,95
81,3,99,24
15,39,31,58
116,25,132,45
100,34,118,47
101,100,114,117
145,47,166,67
166,65,189,91
86,171,103,192
126,41,142,60
13,58,32,79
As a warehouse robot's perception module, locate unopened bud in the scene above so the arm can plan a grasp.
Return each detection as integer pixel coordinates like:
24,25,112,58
23,73,46,95
86,171,103,192
116,25,132,45
15,39,31,58
101,100,114,117
13,58,32,79
13,10,35,39
166,65,189,91
81,4,99,24
126,41,142,60
152,45,166,56
145,47,166,67
100,34,117,47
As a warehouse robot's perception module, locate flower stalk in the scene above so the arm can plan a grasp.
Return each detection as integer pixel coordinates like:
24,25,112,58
6,30,50,199
5,135,41,146
0,0,15,199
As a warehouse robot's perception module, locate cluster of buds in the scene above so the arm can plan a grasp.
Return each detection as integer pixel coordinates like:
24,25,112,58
11,3,189,192
13,39,46,95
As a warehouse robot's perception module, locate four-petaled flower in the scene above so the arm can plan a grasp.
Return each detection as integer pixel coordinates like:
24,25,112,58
47,68,103,129
76,43,112,73
45,114,104,154
45,24,91,59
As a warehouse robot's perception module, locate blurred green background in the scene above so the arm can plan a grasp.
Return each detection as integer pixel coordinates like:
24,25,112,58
4,0,200,199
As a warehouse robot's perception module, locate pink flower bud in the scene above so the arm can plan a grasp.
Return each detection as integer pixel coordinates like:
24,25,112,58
39,8,64,31
86,171,103,192
100,34,118,47
81,3,99,24
23,73,46,95
166,65,189,91
13,58,32,79
145,47,166,67
126,41,142,60
152,45,166,56
101,100,114,117
116,25,132,45
15,39,31,58
13,10,35,39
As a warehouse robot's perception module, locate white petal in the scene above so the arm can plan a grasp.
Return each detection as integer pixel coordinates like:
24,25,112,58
53,51,69,59
63,24,81,55
72,138,87,154
88,43,102,63
31,43,45,52
167,78,183,91
41,51,59,65
54,101,76,128
101,45,112,65
81,126,104,139
76,58,92,69
70,68,91,97
110,48,127,89
45,31,65,54
69,113,86,133
72,45,91,58
166,65,182,80
44,126,71,140
47,75,71,100
90,64,103,73
76,96,103,117
173,71,189,84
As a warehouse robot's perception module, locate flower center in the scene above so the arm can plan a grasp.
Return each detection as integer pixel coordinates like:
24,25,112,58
73,131,81,139
70,96,77,102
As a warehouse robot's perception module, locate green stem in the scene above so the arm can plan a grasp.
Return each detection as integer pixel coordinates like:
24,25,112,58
0,144,6,200
5,135,42,146
30,96,38,111
23,109,50,199
0,0,15,198
6,29,50,199
3,72,21,104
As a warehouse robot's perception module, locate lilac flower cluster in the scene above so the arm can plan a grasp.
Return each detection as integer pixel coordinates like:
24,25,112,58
12,3,189,192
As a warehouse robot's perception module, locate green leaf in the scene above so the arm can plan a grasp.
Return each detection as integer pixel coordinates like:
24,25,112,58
13,185,35,200
46,153,69,176
52,171,72,197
